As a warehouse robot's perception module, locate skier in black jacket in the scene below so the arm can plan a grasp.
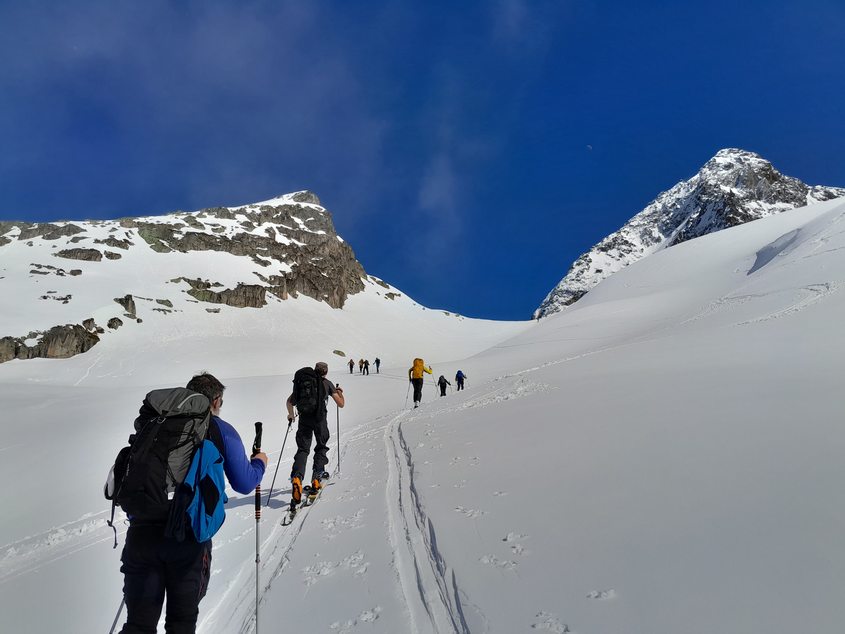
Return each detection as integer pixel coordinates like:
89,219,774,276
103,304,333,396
437,375,451,397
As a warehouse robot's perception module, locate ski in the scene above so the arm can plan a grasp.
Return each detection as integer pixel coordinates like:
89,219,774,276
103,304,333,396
281,479,332,526
302,480,331,506
281,505,298,526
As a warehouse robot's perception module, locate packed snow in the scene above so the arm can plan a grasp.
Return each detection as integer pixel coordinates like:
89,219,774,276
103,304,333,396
2,195,845,633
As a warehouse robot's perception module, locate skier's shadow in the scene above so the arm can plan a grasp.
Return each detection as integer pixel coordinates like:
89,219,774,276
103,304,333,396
226,487,292,510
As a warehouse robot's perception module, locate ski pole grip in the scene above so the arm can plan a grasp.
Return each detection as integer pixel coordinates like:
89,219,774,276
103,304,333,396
252,422,263,456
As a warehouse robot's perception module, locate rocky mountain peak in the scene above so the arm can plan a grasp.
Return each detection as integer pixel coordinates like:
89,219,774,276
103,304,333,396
535,149,845,319
0,191,368,363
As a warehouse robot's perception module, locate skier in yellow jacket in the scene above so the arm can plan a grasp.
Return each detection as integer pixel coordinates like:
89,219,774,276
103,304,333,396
408,358,433,408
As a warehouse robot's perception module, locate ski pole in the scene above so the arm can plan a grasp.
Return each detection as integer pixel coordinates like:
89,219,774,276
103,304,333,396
404,380,411,408
108,597,125,634
265,416,293,507
336,385,341,475
252,422,263,634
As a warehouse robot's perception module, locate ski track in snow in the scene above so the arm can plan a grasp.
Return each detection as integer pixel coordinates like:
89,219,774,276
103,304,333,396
682,282,837,326
0,511,125,584
737,283,836,324
411,376,553,422
384,410,473,633
199,476,339,633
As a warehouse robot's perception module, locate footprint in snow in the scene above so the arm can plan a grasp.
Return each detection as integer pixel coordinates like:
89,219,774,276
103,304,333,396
302,551,369,586
321,510,365,540
587,589,616,600
454,506,486,518
532,612,570,633
493,491,508,497
502,532,529,555
329,606,382,632
480,554,517,570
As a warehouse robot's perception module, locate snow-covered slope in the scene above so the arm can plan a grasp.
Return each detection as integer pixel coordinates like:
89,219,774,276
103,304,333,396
0,191,529,385
535,148,845,317
2,194,845,633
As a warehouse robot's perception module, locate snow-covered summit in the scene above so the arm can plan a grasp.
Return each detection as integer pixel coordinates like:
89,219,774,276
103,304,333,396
534,148,845,318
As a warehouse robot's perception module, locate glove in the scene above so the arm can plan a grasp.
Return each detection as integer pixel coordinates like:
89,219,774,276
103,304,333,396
287,415,294,424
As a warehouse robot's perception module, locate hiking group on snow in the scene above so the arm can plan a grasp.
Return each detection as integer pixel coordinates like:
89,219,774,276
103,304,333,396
105,357,467,633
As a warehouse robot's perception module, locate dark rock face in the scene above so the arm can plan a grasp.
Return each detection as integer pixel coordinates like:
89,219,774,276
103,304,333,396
19,224,85,241
95,237,133,250
55,248,103,262
180,278,268,308
115,294,137,317
124,194,365,308
107,317,123,329
30,263,76,277
535,149,845,317
41,325,100,358
0,325,100,363
0,338,16,363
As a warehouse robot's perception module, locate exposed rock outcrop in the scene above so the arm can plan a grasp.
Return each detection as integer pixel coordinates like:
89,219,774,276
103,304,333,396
19,224,85,241
95,237,133,250
181,278,268,308
122,194,364,308
0,325,100,363
55,248,103,262
115,294,137,318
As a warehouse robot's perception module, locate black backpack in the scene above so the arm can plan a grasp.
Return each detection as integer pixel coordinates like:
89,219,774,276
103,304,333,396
105,388,220,544
292,367,325,416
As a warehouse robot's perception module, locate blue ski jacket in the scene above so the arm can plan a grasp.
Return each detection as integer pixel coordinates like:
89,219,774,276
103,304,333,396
213,415,266,494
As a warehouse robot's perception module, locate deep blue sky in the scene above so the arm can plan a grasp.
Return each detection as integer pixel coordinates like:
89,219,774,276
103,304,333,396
2,1,844,320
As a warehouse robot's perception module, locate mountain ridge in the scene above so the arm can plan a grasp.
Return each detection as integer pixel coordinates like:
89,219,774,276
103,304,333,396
535,148,845,318
0,191,368,363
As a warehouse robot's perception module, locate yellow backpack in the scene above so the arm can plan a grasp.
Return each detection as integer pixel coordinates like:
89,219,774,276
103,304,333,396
411,358,425,379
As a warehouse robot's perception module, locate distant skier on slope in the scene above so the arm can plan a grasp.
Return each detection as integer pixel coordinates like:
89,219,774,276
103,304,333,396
408,357,433,408
363,359,370,375
358,358,364,373
374,357,381,373
455,370,467,391
437,375,451,397
348,358,354,374
285,362,345,512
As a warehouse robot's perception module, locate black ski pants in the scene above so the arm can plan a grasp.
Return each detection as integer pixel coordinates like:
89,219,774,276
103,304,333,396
411,378,423,403
439,385,447,396
456,379,465,391
291,413,330,481
119,524,211,634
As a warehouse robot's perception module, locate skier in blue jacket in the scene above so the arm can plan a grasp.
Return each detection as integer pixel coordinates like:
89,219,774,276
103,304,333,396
119,372,267,634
